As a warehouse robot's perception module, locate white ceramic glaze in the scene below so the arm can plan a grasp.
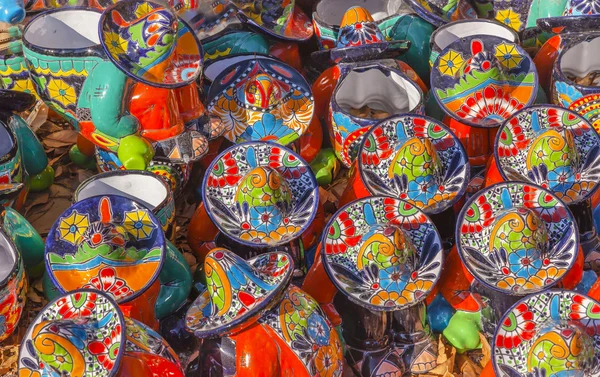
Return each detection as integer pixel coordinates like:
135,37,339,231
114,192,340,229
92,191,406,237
560,36,600,79
335,68,421,114
0,232,16,283
433,20,517,51
25,9,101,49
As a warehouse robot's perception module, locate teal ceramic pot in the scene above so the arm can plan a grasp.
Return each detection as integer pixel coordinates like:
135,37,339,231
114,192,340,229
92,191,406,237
329,61,424,167
2,206,44,278
389,14,435,85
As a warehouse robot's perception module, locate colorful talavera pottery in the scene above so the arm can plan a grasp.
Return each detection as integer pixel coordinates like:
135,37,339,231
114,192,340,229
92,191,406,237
491,105,600,270
492,290,600,377
432,36,538,129
429,19,520,67
457,182,580,296
185,248,344,377
18,289,185,377
551,35,600,132
188,142,321,275
74,171,177,243
206,56,314,146
313,196,443,374
404,0,476,26
0,228,27,343
44,195,191,327
339,114,469,249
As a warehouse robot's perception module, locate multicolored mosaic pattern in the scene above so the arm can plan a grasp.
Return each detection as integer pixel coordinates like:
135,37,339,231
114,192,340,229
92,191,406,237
322,196,443,311
186,249,293,337
45,195,166,303
203,142,318,247
18,290,125,377
359,115,469,214
457,182,578,294
100,0,202,88
493,291,600,376
0,230,27,343
495,106,600,205
260,286,344,377
207,58,314,146
432,37,537,128
124,317,179,366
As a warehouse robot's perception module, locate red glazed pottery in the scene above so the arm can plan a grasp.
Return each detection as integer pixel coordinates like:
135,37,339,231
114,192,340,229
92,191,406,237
0,228,27,342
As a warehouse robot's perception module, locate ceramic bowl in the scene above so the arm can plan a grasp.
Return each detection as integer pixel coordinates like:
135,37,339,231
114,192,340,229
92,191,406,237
552,35,600,132
429,19,519,67
457,182,579,296
312,0,410,49
494,105,600,205
431,35,538,129
493,290,600,377
329,62,424,167
0,228,26,342
18,289,185,377
74,170,176,242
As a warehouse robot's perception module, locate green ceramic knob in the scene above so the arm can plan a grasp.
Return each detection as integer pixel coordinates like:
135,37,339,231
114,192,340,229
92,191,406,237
118,135,154,171
310,148,340,186
443,310,483,353
69,145,97,170
29,165,54,192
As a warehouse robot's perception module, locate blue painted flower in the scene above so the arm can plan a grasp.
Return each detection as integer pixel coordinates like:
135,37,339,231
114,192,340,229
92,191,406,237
379,265,410,293
306,312,330,346
508,249,544,278
554,81,583,107
406,176,438,204
239,113,292,142
249,205,283,233
546,166,576,194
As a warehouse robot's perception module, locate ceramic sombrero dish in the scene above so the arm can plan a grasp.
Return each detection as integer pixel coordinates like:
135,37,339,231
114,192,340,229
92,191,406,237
404,0,476,27
457,182,579,295
228,0,313,41
495,105,600,205
202,142,318,247
99,0,203,88
537,0,600,33
207,57,314,146
321,196,444,311
18,289,126,377
431,36,538,128
185,248,294,338
493,290,600,377
45,195,166,303
310,6,410,67
359,114,470,215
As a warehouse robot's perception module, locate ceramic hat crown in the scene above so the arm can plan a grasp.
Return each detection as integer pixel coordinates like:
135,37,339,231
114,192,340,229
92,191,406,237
457,182,579,295
322,196,443,311
18,289,126,377
45,195,166,303
311,6,410,66
359,114,470,215
203,141,318,247
100,0,203,88
207,57,314,146
495,105,600,205
186,248,293,338
404,0,476,26
432,36,538,128
493,290,600,377
229,0,313,41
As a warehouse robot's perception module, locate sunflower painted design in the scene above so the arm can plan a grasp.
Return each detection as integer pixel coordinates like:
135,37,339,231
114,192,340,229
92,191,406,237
437,50,463,76
103,31,129,59
495,43,523,69
495,9,522,31
47,79,77,108
123,209,156,240
58,211,90,245
370,290,409,306
11,79,35,95
135,2,155,18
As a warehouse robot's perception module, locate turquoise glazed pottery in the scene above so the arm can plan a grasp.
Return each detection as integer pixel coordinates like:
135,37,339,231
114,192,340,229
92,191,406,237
0,228,27,343
206,56,313,146
321,196,443,374
431,35,538,129
329,62,423,167
44,195,191,326
429,19,519,67
18,289,186,377
494,105,600,271
185,248,344,377
492,290,600,377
